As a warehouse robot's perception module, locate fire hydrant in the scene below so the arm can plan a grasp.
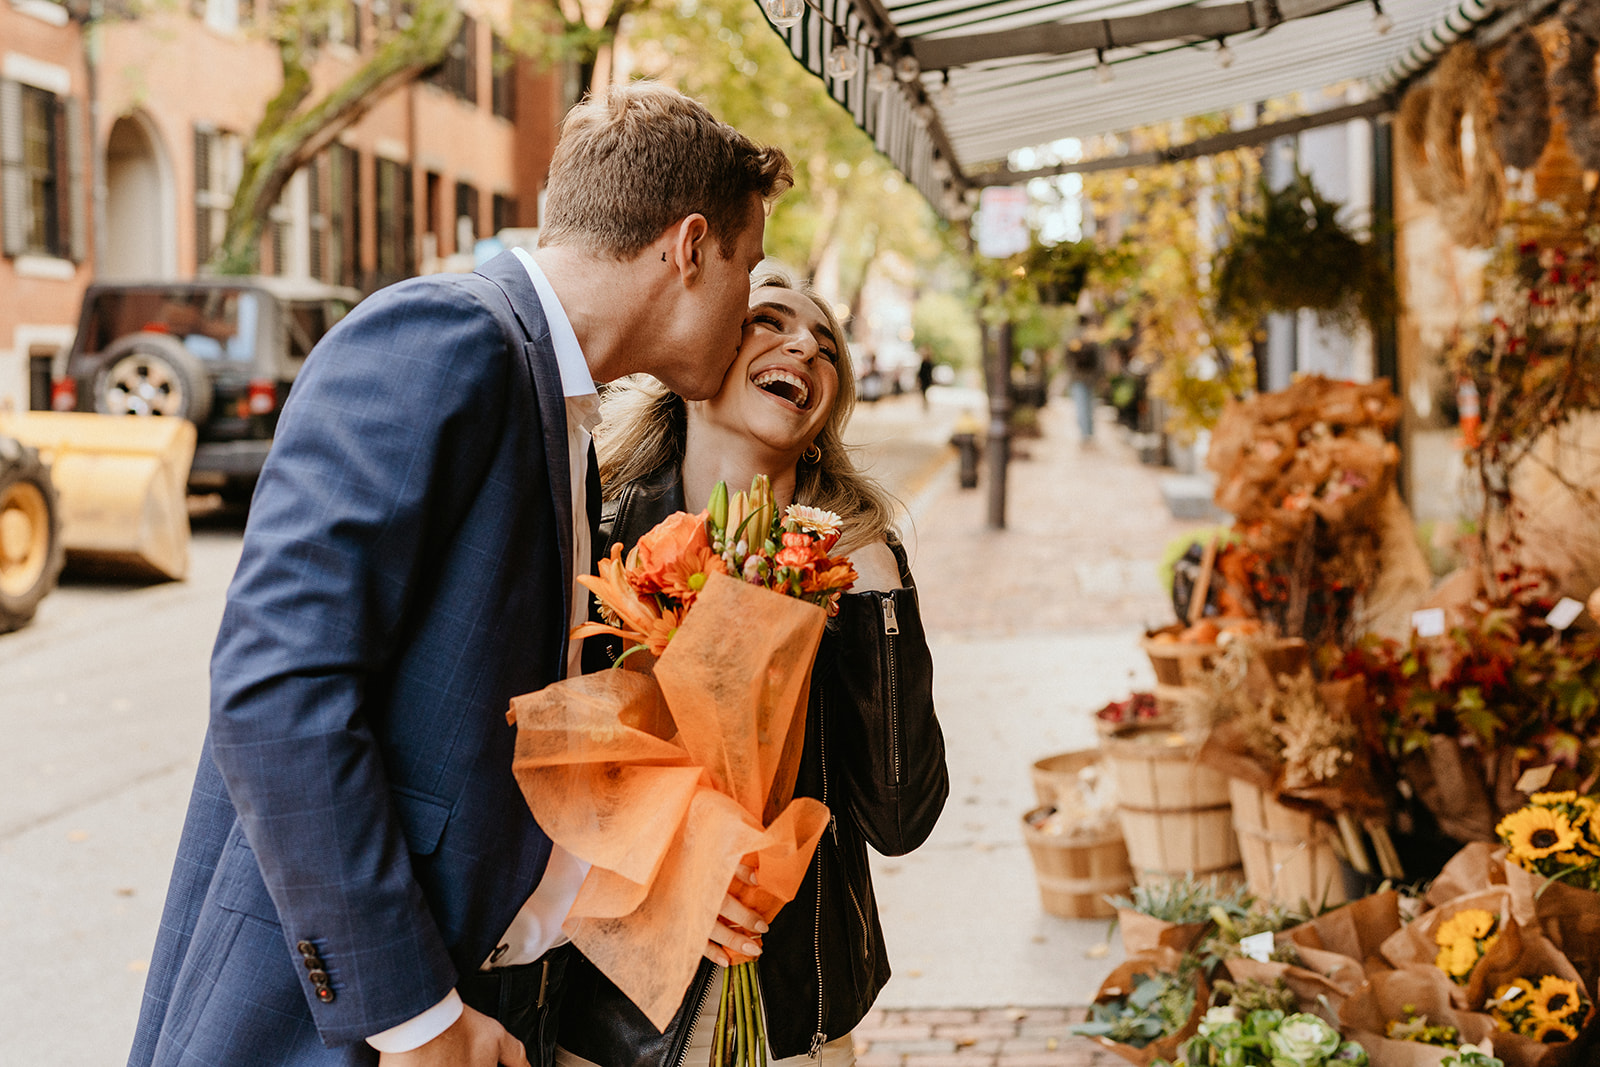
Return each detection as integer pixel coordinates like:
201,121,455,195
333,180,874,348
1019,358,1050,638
950,412,982,489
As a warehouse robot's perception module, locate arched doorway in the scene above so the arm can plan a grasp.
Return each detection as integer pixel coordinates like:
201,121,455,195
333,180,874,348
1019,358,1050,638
104,113,175,279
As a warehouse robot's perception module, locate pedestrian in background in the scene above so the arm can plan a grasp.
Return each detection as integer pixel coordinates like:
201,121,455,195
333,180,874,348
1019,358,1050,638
1066,335,1102,446
916,346,936,411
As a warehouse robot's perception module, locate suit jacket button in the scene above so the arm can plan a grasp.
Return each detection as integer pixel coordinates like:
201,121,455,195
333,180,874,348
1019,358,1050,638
316,987,335,1003
297,940,316,956
308,969,329,985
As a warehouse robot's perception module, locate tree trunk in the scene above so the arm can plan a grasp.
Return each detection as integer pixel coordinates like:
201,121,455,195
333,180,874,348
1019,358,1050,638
211,0,463,274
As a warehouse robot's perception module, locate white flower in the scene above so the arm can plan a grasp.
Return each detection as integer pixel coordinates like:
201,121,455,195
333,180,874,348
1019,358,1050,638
785,504,842,538
1198,1005,1238,1036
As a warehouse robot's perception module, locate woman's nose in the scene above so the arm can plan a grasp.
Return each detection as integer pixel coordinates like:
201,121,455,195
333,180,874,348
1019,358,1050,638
785,330,820,359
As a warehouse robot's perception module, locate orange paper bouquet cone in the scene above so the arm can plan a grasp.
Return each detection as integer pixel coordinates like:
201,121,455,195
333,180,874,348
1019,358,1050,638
507,574,832,1030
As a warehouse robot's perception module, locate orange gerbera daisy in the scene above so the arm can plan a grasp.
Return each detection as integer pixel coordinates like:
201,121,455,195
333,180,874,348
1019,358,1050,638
577,543,675,652
657,544,728,605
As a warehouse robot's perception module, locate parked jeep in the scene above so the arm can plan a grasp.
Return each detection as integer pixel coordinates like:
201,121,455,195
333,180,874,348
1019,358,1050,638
52,278,361,501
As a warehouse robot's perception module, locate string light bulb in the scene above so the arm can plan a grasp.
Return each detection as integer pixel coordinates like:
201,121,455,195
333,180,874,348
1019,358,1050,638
1215,37,1235,68
895,53,921,82
868,60,895,91
931,154,953,182
1370,0,1392,34
1093,48,1113,84
763,0,804,30
826,28,859,80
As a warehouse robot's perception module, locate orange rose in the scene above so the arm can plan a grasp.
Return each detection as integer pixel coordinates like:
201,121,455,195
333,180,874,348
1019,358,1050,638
630,511,713,595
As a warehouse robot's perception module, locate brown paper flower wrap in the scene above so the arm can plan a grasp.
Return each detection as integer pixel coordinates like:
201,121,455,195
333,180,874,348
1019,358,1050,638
1222,946,1368,1020
1474,933,1596,1067
1501,862,1600,1003
1425,843,1507,908
1116,909,1209,956
1086,948,1210,1067
1378,888,1522,1007
506,574,831,1029
1283,889,1404,974
1340,968,1498,1067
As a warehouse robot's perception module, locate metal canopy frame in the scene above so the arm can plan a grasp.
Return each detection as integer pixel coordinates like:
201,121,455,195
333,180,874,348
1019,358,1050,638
758,0,1512,216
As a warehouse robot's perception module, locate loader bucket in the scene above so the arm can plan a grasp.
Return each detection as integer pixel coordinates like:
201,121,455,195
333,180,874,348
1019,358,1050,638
0,411,196,581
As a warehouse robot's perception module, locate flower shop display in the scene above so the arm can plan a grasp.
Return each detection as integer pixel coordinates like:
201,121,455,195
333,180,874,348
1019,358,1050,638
1331,603,1600,845
506,477,856,1065
1495,792,1600,892
1340,969,1498,1067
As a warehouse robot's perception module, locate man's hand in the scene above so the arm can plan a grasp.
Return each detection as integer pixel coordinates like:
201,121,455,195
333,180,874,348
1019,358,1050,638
704,864,769,967
378,1005,529,1067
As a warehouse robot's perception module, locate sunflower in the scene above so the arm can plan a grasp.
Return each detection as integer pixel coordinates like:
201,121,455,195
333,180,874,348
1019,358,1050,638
1492,979,1535,1009
1529,1017,1579,1044
1499,806,1583,862
1529,976,1585,1025
1529,791,1579,805
1435,908,1497,944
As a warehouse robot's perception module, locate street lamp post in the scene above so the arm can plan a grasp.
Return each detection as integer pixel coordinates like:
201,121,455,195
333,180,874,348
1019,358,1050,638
984,316,1011,529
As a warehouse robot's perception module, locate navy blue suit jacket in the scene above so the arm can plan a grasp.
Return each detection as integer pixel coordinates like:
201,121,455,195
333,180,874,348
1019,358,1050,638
129,253,584,1065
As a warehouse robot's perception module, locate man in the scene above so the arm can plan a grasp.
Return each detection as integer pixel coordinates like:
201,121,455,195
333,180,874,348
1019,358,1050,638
128,83,791,1067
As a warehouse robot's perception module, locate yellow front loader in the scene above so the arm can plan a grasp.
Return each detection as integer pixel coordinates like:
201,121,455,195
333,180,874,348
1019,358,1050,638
0,411,196,585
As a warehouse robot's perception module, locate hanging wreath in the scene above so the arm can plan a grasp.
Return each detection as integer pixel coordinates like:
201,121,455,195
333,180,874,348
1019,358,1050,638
1398,85,1439,204
1424,43,1503,247
1555,6,1600,173
1493,28,1551,172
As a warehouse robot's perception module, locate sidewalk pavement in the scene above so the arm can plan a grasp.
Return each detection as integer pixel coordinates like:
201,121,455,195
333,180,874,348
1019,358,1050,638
841,392,1211,1065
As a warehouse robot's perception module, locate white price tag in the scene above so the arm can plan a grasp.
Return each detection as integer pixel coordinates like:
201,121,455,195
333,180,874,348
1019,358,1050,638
1240,931,1275,962
1411,608,1446,637
1546,597,1584,631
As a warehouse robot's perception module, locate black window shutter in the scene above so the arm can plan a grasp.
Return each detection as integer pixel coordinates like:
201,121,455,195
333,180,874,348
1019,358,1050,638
0,80,27,258
62,95,86,262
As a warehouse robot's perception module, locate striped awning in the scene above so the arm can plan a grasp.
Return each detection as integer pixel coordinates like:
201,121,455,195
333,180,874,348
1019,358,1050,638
760,0,1513,215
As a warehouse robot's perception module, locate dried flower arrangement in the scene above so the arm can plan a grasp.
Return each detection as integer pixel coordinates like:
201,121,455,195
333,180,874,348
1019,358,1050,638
1492,28,1551,174
1554,1,1600,174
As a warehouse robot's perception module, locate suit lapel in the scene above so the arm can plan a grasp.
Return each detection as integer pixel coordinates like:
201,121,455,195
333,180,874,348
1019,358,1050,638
477,252,575,632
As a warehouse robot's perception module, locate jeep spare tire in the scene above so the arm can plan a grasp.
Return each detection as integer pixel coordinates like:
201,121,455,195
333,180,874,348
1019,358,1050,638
94,331,214,423
0,439,66,633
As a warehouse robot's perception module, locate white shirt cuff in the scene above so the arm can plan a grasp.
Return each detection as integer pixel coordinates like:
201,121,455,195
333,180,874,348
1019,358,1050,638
365,989,464,1053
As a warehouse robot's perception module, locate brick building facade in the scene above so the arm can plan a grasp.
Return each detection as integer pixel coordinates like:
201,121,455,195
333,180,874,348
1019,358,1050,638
1,0,567,410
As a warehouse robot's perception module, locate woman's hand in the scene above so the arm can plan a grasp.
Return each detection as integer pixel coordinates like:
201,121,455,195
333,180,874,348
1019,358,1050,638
703,864,768,967
849,540,903,592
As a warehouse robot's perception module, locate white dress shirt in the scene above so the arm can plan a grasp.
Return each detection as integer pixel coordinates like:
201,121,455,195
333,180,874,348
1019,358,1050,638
367,251,597,1053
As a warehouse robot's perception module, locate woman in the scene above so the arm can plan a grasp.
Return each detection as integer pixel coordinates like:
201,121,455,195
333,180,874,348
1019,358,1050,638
558,266,949,1067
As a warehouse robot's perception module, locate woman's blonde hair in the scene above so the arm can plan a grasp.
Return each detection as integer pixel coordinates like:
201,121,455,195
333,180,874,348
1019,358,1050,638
595,264,899,554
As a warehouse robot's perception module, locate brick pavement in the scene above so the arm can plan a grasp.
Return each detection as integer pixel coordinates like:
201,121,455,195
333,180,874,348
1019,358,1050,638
851,1008,1128,1067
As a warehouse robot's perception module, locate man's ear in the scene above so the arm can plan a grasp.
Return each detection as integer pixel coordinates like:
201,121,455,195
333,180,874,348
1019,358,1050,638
667,214,712,283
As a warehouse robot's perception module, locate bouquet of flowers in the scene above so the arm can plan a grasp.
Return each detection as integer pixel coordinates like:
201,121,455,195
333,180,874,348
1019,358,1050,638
1486,976,1589,1045
1435,910,1503,985
1495,793,1600,891
508,476,857,1067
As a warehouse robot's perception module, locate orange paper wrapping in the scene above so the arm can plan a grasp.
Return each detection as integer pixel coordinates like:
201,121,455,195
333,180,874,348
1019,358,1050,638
507,574,831,1030
1340,968,1498,1067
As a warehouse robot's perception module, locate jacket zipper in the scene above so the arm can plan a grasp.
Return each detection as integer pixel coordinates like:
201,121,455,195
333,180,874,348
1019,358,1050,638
881,594,901,784
673,965,717,1067
811,693,828,1058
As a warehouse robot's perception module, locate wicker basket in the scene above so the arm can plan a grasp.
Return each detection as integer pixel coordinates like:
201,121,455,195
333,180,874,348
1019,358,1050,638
1103,727,1241,885
1141,629,1311,713
1228,778,1348,909
1021,807,1133,918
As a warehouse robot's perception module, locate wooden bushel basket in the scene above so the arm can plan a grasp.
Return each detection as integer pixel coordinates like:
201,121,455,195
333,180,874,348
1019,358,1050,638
1103,727,1241,885
1021,807,1133,919
1228,778,1347,909
1030,749,1102,808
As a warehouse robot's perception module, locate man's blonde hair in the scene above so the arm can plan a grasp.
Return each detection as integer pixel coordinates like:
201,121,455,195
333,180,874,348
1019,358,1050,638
540,82,793,260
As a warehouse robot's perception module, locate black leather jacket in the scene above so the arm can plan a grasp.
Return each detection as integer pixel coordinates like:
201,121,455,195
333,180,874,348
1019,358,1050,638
559,463,949,1066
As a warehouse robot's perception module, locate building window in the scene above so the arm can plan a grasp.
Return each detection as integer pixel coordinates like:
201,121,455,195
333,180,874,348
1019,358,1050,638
328,144,363,289
1,80,85,262
454,181,478,252
423,170,442,259
491,35,516,121
194,124,243,269
492,193,516,235
427,15,477,104
374,156,414,284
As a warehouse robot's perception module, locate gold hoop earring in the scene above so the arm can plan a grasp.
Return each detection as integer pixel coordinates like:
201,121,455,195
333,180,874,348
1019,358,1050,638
803,443,821,463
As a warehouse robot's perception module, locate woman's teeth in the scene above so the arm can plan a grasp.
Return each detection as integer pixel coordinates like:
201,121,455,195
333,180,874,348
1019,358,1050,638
752,368,809,408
